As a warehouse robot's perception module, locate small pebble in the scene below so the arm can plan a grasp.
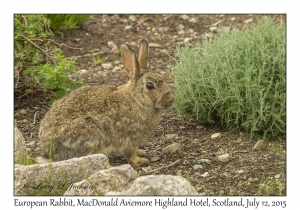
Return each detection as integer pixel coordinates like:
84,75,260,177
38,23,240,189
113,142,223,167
189,17,197,23
218,154,230,162
180,14,189,20
201,172,209,177
149,43,162,48
162,143,179,154
184,38,192,43
125,25,133,30
77,69,87,74
274,174,281,179
102,63,113,70
209,26,217,32
18,109,27,115
199,159,211,164
150,156,161,162
188,29,194,33
178,30,185,35
193,165,203,170
128,15,136,21
253,140,264,150
244,18,253,23
236,169,244,174
211,133,222,140
178,24,185,30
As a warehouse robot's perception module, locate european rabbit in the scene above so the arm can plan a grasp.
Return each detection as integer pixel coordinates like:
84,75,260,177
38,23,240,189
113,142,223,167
38,39,174,169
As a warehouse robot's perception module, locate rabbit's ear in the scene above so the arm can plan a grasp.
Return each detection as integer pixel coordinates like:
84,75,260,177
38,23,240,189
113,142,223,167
138,39,149,72
120,44,141,80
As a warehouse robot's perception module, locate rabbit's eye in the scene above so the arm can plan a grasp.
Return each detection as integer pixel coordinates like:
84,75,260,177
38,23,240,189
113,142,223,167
146,82,155,90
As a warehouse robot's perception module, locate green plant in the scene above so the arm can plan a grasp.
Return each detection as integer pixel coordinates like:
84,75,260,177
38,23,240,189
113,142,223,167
155,35,162,41
256,173,285,195
137,170,143,176
47,14,90,35
19,153,36,165
92,54,105,65
105,149,111,168
218,190,225,196
157,16,163,21
171,17,286,139
267,142,282,152
177,188,181,195
14,14,83,104
176,170,183,177
155,188,159,196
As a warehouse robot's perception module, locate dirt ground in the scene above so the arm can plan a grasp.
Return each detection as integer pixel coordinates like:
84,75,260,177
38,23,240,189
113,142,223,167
14,14,286,196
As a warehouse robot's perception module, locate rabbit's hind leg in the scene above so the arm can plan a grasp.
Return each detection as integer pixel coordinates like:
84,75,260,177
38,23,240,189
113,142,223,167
123,147,149,169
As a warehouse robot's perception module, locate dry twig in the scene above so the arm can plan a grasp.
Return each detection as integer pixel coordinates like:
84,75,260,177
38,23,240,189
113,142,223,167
145,159,181,174
20,35,55,63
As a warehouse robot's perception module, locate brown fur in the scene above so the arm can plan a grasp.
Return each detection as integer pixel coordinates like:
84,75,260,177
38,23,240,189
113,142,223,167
38,39,174,169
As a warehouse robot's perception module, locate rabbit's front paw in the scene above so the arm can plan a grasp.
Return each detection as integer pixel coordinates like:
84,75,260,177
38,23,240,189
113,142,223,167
123,147,149,169
130,157,150,169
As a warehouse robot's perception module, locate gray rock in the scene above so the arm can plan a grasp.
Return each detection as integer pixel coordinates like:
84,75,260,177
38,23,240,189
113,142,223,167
64,164,137,196
217,154,230,162
106,175,198,195
162,143,179,154
253,139,264,150
14,154,108,195
14,126,27,164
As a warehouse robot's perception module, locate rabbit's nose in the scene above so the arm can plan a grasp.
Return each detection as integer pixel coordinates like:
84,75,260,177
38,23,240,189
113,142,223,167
165,91,174,106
